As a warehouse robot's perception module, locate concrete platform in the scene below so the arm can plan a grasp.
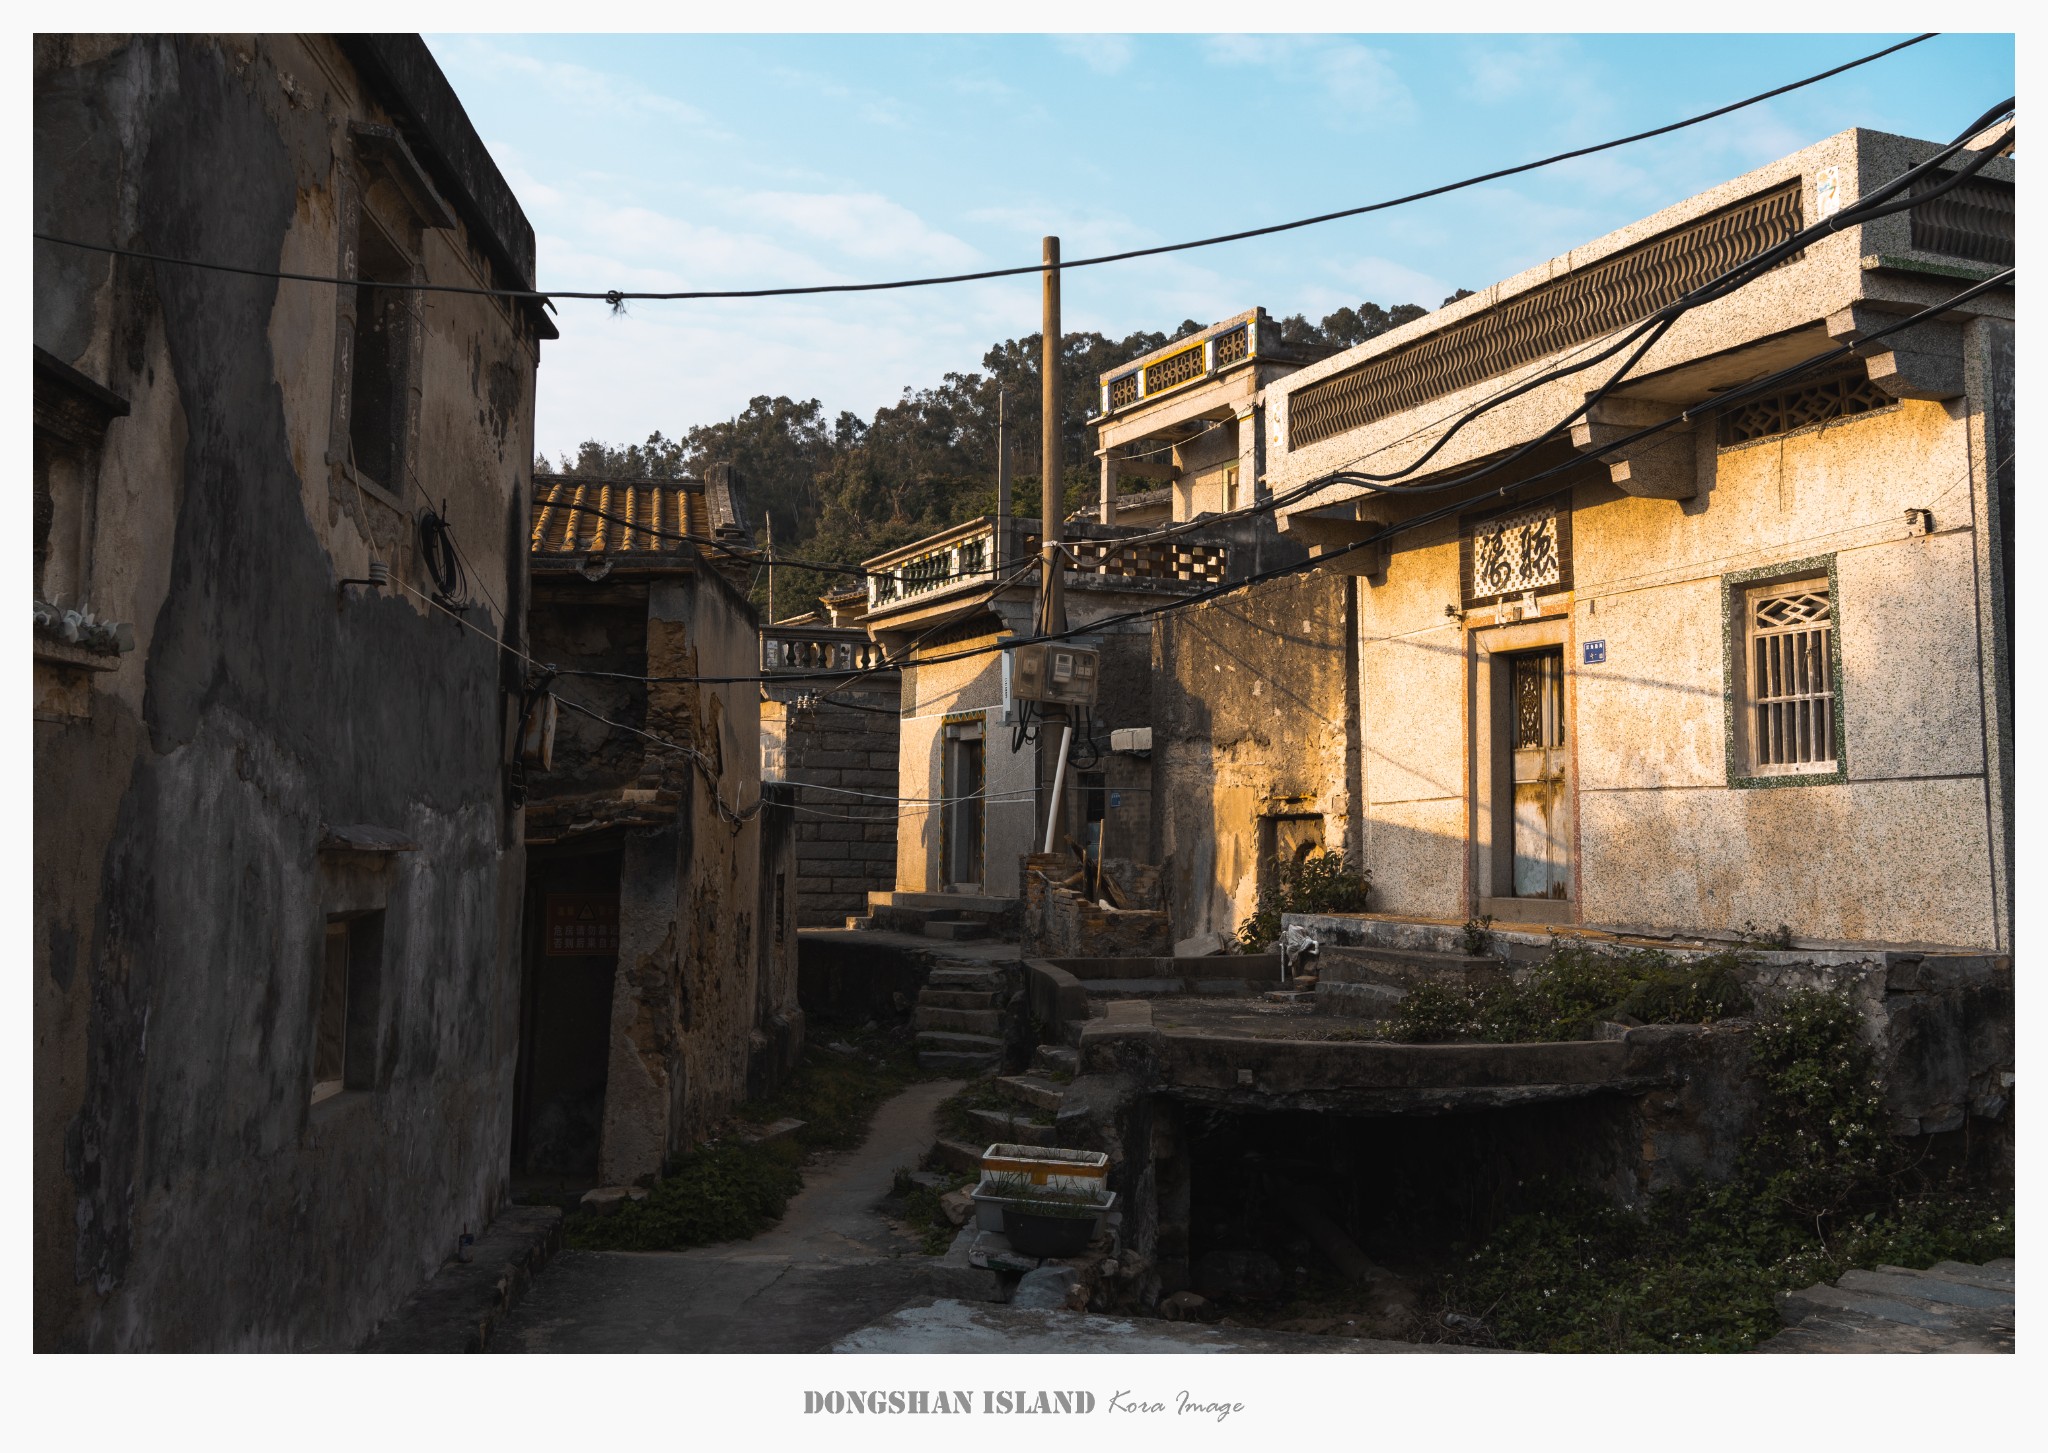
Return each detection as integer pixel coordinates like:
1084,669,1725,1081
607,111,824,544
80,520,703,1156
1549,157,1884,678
359,1205,563,1352
829,1298,1503,1353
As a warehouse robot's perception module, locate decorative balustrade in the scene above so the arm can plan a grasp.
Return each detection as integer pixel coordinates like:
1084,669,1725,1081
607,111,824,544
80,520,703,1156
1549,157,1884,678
867,521,1007,609
760,628,890,674
863,515,1230,614
1098,318,1257,417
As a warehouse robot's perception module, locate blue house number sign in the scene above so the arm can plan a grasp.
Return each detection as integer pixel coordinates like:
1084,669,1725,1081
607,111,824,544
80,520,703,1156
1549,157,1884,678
1583,640,1607,664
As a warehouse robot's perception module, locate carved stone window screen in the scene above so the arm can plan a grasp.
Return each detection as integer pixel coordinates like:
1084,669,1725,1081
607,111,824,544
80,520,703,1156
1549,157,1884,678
1462,504,1569,607
1212,325,1250,366
1910,173,2013,267
1717,368,1894,446
1288,180,1804,450
1143,342,1207,396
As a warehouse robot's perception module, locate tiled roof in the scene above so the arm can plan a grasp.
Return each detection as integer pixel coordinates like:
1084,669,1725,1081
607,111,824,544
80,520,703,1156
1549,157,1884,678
529,474,712,560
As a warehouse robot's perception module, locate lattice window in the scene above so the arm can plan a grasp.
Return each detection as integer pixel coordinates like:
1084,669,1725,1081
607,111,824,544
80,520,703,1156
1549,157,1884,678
1108,373,1139,410
1718,369,1894,446
1470,506,1562,601
1744,580,1835,773
1288,180,1803,450
1212,325,1249,366
1143,342,1207,396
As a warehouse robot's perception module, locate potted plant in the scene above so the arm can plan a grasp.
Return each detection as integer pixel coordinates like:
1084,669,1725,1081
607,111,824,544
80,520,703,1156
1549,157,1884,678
981,1174,1109,1258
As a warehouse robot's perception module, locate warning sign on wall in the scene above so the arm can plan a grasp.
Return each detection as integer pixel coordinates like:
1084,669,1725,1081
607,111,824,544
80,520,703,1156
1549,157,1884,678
545,894,620,956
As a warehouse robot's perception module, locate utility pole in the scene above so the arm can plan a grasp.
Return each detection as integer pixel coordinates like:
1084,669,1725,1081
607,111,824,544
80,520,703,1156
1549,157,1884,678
1037,235,1073,859
764,513,775,624
1039,235,1063,636
995,386,1011,574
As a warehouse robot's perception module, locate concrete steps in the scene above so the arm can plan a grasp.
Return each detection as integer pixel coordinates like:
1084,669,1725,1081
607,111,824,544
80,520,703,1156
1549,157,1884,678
915,1031,1004,1075
925,920,990,942
927,1137,985,1174
914,1005,1000,1035
927,967,1009,993
915,959,1016,1071
965,1107,1056,1147
921,989,999,1011
996,1075,1066,1113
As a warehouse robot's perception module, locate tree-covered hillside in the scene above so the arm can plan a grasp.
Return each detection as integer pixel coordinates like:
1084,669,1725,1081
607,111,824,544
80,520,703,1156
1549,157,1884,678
541,294,1468,616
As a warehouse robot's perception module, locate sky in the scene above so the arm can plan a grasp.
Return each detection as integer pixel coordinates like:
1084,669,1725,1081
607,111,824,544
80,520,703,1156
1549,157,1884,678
420,32,2017,464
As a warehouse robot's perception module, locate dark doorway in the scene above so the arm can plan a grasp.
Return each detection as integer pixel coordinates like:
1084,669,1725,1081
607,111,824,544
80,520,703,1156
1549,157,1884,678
942,722,985,891
513,843,621,1190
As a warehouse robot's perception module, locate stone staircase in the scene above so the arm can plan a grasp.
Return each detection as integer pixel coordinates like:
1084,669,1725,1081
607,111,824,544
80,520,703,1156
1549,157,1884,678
913,963,1012,1075
928,1043,1076,1174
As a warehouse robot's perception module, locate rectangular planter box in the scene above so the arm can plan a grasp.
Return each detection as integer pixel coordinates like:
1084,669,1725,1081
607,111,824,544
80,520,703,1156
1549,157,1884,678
977,1143,1108,1193
969,1188,1117,1238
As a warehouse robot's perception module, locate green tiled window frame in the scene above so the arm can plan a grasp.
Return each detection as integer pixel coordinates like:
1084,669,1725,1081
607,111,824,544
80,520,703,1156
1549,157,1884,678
1722,553,1846,789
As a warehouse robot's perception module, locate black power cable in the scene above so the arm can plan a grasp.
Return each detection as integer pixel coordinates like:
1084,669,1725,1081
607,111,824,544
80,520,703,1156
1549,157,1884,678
30,35,1938,307
556,263,2010,688
418,506,467,603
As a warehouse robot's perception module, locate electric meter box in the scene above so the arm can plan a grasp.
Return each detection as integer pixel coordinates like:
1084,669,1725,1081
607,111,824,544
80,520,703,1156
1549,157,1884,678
1008,642,1100,708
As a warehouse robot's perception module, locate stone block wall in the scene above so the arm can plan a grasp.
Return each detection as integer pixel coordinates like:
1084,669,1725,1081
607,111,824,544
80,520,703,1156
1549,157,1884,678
770,681,900,927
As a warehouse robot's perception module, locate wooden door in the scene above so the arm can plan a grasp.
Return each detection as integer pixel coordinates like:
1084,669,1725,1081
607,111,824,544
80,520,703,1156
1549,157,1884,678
1509,648,1569,899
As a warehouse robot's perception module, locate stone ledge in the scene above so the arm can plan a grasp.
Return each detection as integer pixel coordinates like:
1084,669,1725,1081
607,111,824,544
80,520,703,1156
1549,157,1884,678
358,1205,564,1353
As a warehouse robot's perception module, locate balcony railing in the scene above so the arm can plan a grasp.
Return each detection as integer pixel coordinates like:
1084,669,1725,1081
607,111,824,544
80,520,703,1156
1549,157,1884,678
1099,316,1258,416
761,626,891,675
864,516,1228,614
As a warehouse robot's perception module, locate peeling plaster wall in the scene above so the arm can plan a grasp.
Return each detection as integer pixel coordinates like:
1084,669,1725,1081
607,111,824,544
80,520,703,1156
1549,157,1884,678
597,567,790,1185
1153,573,1353,942
34,35,537,1350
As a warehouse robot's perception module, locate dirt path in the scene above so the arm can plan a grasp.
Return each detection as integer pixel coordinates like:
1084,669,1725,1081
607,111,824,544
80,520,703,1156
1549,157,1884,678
489,1078,962,1353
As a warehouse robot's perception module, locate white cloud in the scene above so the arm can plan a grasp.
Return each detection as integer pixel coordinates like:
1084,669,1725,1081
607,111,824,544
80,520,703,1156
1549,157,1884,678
720,190,980,266
1201,35,1414,126
1320,254,1455,312
445,38,725,138
1054,34,1134,76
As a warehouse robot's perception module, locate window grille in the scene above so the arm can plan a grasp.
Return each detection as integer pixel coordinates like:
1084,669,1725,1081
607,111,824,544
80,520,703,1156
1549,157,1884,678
1212,325,1250,366
1718,369,1893,446
1107,373,1139,410
1287,180,1803,450
1745,582,1835,772
1470,506,1562,601
1512,652,1564,750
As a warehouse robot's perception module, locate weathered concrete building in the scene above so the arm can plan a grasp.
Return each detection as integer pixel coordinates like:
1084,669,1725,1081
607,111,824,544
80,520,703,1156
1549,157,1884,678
860,514,1241,931
1161,127,2014,953
760,586,902,928
518,471,800,1191
34,34,550,1349
1086,311,1347,946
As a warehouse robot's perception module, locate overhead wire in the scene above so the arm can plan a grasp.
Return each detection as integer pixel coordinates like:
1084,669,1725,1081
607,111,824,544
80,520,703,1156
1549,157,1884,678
31,35,1938,306
563,260,2012,688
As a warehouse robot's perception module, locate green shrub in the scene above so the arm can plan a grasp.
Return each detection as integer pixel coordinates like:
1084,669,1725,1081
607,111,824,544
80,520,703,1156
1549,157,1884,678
1434,989,2012,1352
1236,852,1373,952
565,1027,925,1252
568,1138,805,1251
1382,941,1753,1044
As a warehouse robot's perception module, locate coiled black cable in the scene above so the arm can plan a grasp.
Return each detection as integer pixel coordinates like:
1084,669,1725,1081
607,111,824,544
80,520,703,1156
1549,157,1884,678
419,506,466,602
